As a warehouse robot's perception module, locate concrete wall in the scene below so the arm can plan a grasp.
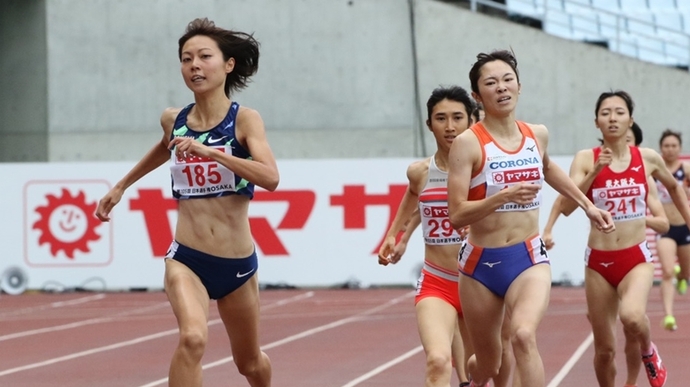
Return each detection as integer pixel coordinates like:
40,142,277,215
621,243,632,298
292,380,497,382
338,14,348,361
0,0,48,162
44,0,417,161
2,0,689,162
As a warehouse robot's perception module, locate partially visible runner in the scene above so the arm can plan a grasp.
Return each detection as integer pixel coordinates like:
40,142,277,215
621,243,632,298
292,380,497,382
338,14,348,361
447,49,614,387
543,123,667,249
390,103,517,387
562,90,690,387
96,18,277,387
655,129,690,332
542,123,669,387
379,86,475,387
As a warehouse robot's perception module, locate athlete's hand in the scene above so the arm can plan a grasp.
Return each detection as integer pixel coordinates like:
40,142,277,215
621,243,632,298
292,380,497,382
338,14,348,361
169,136,214,159
378,236,397,266
542,230,555,250
594,147,613,173
96,187,124,222
458,226,470,240
585,205,615,234
503,183,541,205
389,240,408,264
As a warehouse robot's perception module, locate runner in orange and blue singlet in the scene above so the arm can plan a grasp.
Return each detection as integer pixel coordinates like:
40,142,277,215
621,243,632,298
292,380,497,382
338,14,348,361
447,50,613,387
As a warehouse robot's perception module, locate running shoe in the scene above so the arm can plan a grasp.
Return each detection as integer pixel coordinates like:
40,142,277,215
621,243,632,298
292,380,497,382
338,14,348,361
663,315,677,331
459,383,470,387
642,342,667,387
678,278,688,295
468,381,490,387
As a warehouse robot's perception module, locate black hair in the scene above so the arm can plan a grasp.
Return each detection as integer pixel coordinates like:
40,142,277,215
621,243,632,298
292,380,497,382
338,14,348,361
426,86,476,123
468,49,520,95
178,18,260,97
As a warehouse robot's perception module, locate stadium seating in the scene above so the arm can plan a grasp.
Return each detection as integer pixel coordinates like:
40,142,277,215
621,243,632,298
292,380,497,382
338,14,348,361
504,0,690,68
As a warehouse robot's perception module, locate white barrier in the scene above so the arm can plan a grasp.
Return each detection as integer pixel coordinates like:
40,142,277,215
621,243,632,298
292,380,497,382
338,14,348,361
0,157,603,292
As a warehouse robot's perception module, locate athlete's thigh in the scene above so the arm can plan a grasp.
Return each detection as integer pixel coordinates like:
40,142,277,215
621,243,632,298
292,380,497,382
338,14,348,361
656,238,678,272
459,275,504,358
585,268,619,344
164,259,210,328
416,297,458,353
617,263,654,317
677,243,690,267
504,264,551,330
216,275,262,358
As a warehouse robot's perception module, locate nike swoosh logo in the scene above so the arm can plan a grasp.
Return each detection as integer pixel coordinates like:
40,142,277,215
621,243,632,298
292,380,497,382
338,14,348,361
236,269,255,278
208,136,228,144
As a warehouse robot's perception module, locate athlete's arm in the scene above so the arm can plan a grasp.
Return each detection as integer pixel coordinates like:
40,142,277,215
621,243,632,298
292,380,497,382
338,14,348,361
682,161,690,196
647,148,690,227
389,209,422,264
379,161,425,265
96,108,178,222
645,176,670,234
536,125,614,232
542,195,563,250
558,149,600,216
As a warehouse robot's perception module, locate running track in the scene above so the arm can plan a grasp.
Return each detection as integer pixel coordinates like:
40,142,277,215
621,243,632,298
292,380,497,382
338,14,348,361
0,286,688,386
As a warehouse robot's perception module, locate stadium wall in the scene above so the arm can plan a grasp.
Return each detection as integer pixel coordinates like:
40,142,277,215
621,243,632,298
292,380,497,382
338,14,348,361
2,0,689,163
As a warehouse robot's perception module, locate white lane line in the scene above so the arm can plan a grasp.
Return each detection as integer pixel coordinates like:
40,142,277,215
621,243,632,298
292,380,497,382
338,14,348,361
546,332,593,387
138,291,415,387
0,302,170,342
0,291,315,378
340,345,424,387
0,294,106,318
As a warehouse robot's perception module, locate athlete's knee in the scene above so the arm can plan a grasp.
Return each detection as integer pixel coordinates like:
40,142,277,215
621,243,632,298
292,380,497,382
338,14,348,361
593,344,616,364
178,327,208,359
661,265,676,279
510,326,537,355
619,310,646,334
235,351,269,377
425,350,452,376
472,354,501,378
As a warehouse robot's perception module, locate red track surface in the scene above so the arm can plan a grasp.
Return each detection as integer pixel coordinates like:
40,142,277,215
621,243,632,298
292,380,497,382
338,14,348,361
0,286,688,386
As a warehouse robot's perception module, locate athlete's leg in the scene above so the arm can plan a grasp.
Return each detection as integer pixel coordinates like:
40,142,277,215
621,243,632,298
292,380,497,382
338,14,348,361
457,315,473,382
677,243,690,294
585,267,620,387
417,297,460,387
618,263,654,354
503,264,550,387
493,314,516,387
164,259,211,387
217,275,272,387
623,327,641,386
451,318,468,383
656,237,678,329
459,275,504,386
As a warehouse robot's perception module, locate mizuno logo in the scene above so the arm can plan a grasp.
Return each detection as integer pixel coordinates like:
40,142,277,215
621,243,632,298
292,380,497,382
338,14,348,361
483,261,502,268
236,269,255,278
631,165,642,172
526,145,536,152
599,262,614,268
208,136,227,144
